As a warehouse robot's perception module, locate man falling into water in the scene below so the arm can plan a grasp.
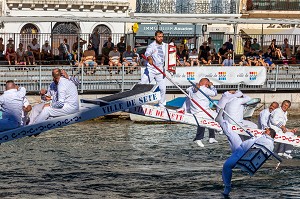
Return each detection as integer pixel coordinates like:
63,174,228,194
216,109,276,197
140,30,167,107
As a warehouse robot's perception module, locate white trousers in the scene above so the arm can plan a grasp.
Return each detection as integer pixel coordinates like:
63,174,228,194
140,68,166,106
28,103,44,125
0,119,19,132
34,104,79,124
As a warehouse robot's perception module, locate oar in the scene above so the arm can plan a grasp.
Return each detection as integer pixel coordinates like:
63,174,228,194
189,80,254,137
141,54,214,120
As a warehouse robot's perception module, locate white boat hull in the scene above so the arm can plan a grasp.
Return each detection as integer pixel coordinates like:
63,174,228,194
129,105,300,148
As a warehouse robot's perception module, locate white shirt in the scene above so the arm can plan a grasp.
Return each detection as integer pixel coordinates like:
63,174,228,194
42,44,51,53
51,77,79,110
0,87,26,124
16,48,25,57
217,91,243,111
258,108,271,130
268,107,287,134
145,41,166,71
224,95,251,124
189,52,198,59
29,43,40,51
187,85,217,114
240,134,274,154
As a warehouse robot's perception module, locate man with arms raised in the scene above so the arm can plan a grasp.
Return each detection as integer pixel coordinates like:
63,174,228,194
0,80,26,131
217,90,243,112
140,30,167,107
33,68,79,123
181,78,218,147
224,92,257,129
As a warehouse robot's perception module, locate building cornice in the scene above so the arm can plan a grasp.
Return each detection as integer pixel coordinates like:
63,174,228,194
6,0,129,12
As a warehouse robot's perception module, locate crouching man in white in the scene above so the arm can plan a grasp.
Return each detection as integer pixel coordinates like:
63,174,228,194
33,68,79,123
29,69,79,125
216,109,276,197
268,100,297,159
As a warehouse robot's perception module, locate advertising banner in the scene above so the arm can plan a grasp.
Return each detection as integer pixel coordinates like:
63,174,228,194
141,66,266,86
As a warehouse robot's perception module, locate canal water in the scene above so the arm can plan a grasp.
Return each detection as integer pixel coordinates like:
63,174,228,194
0,118,299,199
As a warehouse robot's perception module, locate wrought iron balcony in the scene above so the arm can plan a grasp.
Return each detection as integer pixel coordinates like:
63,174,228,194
249,0,300,11
135,0,237,14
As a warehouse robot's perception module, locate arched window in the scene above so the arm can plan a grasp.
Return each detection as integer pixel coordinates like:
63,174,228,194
92,25,112,53
20,23,39,49
52,22,80,55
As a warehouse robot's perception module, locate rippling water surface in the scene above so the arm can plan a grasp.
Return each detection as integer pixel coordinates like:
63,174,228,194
0,118,299,199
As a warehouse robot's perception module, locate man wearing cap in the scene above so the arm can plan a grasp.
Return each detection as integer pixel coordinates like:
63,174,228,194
41,40,52,61
6,38,14,51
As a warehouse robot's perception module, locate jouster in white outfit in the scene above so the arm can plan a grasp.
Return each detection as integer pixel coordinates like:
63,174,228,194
268,107,294,155
224,94,258,129
29,76,79,125
217,91,243,112
186,85,218,144
140,41,167,106
258,108,271,130
0,87,26,131
187,85,217,118
216,111,274,196
34,77,79,123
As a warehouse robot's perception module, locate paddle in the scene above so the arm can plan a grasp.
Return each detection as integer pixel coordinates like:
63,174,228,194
189,80,254,137
141,54,214,120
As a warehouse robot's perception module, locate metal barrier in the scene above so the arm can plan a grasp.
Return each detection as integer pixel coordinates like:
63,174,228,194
0,65,299,93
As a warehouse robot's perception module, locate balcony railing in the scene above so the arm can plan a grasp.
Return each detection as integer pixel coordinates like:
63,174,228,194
135,0,237,14
249,0,300,11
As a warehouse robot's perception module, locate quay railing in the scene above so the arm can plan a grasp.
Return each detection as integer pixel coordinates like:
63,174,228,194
0,65,299,93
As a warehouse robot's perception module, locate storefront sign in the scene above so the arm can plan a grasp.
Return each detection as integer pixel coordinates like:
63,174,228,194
136,24,201,36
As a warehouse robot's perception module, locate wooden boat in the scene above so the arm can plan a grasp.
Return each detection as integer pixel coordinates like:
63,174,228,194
130,97,261,122
0,84,161,144
129,104,300,148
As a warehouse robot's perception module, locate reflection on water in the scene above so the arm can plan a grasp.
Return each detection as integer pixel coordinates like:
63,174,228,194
0,119,299,199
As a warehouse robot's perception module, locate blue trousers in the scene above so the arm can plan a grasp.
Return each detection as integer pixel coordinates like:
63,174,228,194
219,117,245,188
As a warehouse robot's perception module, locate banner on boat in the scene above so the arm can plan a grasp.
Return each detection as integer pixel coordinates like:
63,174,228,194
141,66,266,86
